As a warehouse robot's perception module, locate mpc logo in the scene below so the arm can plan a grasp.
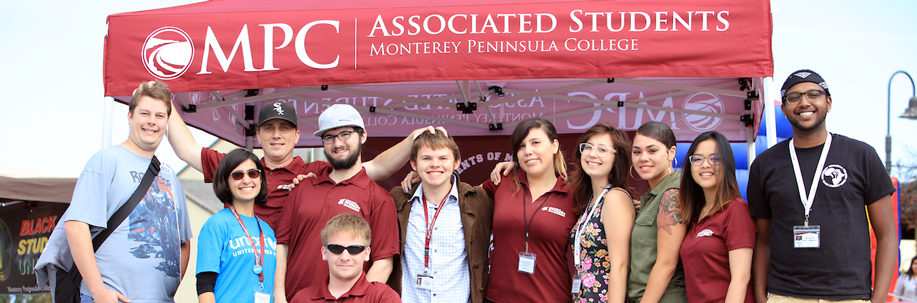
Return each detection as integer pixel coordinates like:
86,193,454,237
682,92,725,132
142,27,194,80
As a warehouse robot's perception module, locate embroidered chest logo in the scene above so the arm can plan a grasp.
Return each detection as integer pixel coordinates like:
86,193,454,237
338,199,361,212
696,229,714,238
541,206,566,218
277,184,293,191
821,164,847,188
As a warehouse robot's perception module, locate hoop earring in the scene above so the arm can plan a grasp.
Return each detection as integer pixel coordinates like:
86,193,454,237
673,157,678,169
630,166,640,180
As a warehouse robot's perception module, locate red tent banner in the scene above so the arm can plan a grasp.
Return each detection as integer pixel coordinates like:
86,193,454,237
103,0,772,149
104,0,772,95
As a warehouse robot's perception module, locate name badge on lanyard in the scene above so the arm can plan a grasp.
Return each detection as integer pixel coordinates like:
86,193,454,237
789,134,832,249
416,194,446,290
519,190,552,275
571,185,611,294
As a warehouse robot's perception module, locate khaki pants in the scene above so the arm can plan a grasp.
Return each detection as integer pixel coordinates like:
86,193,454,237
769,293,870,303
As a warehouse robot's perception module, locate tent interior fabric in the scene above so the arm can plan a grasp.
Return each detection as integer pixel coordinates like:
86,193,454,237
103,0,773,161
0,167,78,207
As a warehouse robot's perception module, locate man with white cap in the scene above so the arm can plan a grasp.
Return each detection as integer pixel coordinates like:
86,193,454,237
748,69,896,303
274,104,401,302
168,101,437,229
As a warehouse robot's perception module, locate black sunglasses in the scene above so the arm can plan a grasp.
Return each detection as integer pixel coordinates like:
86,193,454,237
325,244,366,255
230,168,262,181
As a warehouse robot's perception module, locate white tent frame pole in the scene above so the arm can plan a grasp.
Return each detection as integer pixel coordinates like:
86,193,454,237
473,80,500,128
764,77,778,148
102,97,114,148
615,78,749,97
745,78,759,170
281,95,489,129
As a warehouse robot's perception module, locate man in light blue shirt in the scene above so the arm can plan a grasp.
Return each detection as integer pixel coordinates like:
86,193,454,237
388,130,493,303
36,80,193,303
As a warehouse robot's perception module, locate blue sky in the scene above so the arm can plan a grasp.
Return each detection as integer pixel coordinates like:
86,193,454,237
0,0,915,179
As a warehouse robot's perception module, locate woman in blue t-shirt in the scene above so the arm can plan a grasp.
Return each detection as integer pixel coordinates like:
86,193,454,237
197,149,278,303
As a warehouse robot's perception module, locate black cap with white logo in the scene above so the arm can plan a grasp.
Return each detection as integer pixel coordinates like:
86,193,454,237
258,101,297,127
781,69,831,99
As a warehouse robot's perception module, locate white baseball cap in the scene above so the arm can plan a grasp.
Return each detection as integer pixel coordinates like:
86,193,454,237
313,104,366,137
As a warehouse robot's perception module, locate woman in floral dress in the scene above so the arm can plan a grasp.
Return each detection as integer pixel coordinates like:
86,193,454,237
569,123,637,303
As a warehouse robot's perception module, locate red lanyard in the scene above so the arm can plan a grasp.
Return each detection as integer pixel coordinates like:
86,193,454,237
422,194,448,270
229,206,266,282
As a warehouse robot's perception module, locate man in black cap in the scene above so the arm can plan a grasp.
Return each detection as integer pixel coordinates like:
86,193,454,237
167,101,437,228
748,69,897,303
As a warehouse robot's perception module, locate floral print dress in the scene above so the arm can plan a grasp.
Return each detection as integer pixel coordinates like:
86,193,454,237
570,187,622,303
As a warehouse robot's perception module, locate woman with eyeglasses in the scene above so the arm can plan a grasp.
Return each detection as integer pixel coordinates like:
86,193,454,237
678,131,755,303
197,149,278,303
568,123,637,303
628,121,687,303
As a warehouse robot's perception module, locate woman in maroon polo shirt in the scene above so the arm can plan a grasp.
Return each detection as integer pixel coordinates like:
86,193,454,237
568,123,637,303
482,117,577,303
678,131,755,303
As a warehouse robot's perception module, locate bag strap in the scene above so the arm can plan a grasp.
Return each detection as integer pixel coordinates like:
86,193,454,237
91,156,160,252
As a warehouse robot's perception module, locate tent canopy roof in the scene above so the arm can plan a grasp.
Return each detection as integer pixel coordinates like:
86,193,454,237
104,0,772,146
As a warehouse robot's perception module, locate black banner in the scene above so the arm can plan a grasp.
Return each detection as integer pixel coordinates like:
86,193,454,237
0,203,68,294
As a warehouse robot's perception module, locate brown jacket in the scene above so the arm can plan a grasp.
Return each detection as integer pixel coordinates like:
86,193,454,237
387,177,494,303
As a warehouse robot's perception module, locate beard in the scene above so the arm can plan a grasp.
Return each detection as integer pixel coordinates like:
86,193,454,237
327,143,363,170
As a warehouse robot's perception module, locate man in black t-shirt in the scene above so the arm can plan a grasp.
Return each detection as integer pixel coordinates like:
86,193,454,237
748,69,897,303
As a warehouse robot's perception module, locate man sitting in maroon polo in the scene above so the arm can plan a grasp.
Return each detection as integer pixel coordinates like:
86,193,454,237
290,213,400,303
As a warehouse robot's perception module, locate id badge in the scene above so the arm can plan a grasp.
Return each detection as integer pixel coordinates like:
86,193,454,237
571,275,582,294
254,287,271,303
793,225,820,248
518,252,536,274
416,274,434,290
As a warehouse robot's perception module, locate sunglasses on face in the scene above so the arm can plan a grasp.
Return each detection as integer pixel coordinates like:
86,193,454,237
230,168,262,180
325,244,366,255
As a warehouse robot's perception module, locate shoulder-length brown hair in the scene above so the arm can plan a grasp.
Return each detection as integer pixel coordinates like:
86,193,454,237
568,123,637,216
678,131,740,224
213,149,269,205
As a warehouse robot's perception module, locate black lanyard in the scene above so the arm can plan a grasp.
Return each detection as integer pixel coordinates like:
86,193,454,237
522,188,553,253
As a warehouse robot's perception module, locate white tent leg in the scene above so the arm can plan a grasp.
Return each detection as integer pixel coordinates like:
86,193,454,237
764,77,777,148
102,97,115,148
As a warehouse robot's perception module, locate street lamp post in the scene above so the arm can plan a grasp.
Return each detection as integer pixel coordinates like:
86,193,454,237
886,70,917,175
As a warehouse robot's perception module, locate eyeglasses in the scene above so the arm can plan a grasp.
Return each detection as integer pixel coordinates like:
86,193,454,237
783,89,826,104
687,155,723,166
579,143,614,157
230,168,262,180
325,244,366,255
322,130,357,145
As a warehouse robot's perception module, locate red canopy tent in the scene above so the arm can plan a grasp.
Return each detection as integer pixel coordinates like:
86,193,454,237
103,0,772,158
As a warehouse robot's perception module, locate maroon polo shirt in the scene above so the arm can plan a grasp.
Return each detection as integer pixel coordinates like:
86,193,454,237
276,166,399,301
201,147,328,228
482,171,576,303
680,198,756,303
290,272,401,303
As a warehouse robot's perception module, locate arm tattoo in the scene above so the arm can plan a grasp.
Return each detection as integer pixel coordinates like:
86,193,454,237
657,189,683,235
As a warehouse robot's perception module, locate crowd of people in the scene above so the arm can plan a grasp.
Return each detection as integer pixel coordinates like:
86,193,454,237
34,69,898,303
